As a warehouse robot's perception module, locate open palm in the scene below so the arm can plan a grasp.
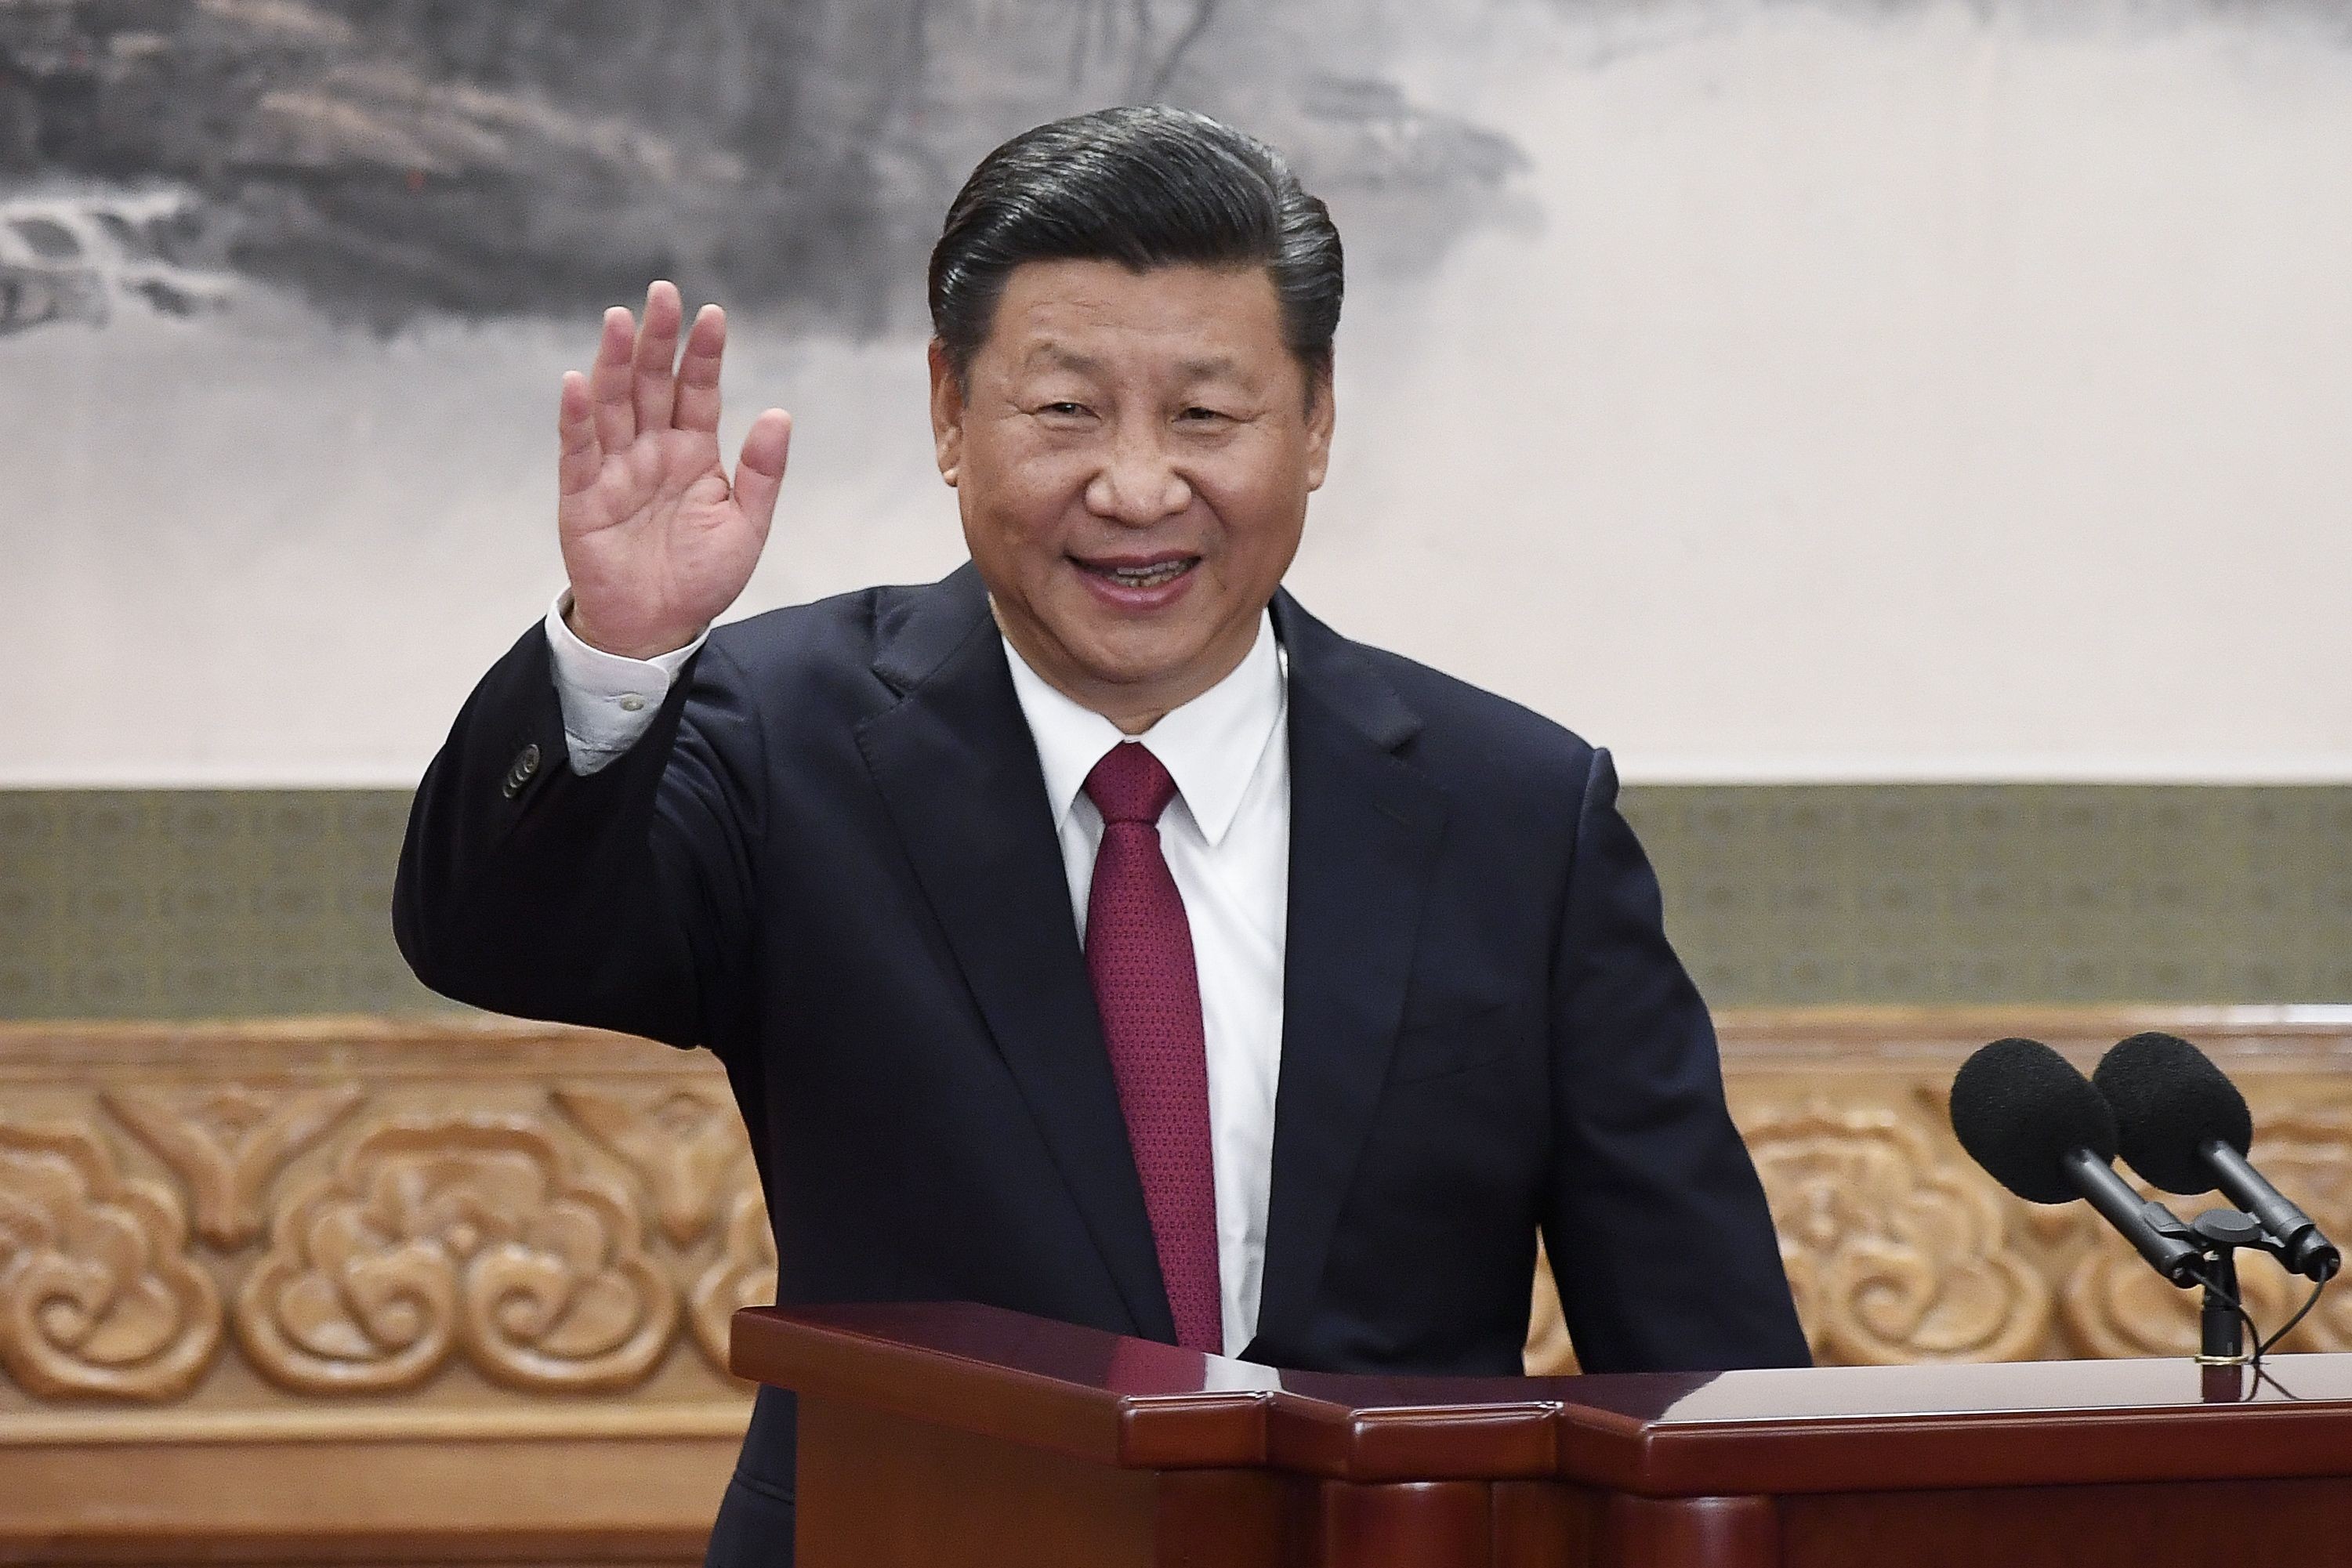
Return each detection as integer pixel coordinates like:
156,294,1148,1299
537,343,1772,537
557,281,792,659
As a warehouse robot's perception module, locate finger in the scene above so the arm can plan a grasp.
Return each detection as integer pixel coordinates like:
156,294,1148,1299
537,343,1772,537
730,409,792,538
632,281,683,433
588,306,637,453
672,304,727,435
556,371,602,500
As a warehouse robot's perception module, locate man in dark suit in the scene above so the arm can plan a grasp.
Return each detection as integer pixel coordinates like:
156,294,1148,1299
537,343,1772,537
396,107,1807,1565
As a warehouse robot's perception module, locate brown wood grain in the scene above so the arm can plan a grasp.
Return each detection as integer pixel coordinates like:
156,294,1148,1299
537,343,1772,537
1780,1476,2352,1568
748,1302,2352,1563
795,1395,1162,1568
1488,1483,1599,1568
1307,1481,1494,1568
1598,1494,1779,1568
739,1302,2352,1497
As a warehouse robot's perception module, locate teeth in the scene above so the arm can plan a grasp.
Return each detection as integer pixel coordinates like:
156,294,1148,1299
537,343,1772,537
1101,560,1190,587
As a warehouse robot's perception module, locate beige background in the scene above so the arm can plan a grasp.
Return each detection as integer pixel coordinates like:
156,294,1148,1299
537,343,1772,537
11,1,2351,787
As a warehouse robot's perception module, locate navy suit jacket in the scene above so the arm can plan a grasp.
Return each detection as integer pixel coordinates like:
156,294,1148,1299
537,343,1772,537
394,563,1807,1563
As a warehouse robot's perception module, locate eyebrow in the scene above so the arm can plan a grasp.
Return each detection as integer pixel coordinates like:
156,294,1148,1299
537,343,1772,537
1174,354,1245,382
1027,344,1105,376
1024,344,1248,384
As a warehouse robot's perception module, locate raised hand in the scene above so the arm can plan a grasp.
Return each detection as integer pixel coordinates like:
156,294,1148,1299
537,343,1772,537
556,281,792,658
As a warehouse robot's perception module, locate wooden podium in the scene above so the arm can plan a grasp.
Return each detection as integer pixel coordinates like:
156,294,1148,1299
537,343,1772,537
734,1302,2352,1568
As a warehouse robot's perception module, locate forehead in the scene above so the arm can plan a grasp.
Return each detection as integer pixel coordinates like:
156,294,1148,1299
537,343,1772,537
981,258,1291,380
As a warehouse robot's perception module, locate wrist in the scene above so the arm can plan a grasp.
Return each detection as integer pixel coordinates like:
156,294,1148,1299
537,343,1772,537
564,597,706,661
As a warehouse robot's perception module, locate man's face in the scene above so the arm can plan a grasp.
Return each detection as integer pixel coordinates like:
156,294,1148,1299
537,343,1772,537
929,258,1333,728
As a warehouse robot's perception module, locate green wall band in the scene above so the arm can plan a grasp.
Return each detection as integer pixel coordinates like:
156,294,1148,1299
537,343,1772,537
5,787,2349,1019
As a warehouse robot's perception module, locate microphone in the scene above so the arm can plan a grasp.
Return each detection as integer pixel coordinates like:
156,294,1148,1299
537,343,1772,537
1949,1037,2204,1284
2093,1031,2341,1283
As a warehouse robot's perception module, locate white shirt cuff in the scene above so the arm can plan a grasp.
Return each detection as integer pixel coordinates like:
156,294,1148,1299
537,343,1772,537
543,592,707,776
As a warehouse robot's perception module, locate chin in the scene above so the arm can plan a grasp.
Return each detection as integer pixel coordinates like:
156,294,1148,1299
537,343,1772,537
1061,628,1210,695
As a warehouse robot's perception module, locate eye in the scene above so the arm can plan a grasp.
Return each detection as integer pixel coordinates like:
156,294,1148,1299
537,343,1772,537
1177,405,1231,425
1037,400,1091,418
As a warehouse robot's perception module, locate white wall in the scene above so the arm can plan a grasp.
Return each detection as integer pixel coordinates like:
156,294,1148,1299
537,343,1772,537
11,1,2351,784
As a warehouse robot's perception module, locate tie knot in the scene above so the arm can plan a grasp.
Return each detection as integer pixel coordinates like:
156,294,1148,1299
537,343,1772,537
1082,742,1178,826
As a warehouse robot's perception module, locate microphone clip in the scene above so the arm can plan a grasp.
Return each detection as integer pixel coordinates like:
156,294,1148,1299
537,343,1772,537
2181,1207,2289,1367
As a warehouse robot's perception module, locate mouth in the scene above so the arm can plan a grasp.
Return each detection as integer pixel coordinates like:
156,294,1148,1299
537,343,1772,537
1071,552,1201,593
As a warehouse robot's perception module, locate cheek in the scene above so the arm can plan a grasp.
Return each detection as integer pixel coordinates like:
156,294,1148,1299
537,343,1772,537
969,454,1084,554
1196,465,1307,566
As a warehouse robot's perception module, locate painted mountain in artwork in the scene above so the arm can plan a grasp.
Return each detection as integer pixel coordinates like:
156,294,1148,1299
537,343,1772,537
0,0,1523,336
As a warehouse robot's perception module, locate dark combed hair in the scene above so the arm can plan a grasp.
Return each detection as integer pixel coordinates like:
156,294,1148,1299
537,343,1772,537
929,106,1343,383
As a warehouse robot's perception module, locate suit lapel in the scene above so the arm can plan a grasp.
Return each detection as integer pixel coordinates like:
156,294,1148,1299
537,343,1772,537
855,566,1174,1342
1249,592,1448,1360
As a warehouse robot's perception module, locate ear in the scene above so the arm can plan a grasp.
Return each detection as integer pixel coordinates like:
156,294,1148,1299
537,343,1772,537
926,339,964,487
1303,360,1335,492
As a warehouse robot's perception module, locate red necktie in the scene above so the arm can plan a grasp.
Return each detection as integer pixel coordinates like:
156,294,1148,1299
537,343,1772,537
1082,741,1223,1353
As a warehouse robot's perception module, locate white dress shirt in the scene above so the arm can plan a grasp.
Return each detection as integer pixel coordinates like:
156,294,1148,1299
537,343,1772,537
544,595,1292,1355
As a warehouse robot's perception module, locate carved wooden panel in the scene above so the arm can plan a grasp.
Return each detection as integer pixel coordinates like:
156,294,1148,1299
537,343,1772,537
237,1114,680,1394
4,1008,2350,1561
0,1019,759,1563
1747,1102,2053,1364
0,1120,219,1400
1525,1008,2352,1372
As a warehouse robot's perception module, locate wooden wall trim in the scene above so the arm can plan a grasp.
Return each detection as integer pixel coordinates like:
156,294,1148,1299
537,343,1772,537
0,1403,752,1447
5,1009,2351,1563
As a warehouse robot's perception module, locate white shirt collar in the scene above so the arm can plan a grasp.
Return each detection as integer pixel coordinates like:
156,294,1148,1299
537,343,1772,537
1001,610,1285,848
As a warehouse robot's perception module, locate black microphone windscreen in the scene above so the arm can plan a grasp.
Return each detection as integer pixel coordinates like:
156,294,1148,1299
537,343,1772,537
2092,1031,2253,1195
1949,1037,2118,1204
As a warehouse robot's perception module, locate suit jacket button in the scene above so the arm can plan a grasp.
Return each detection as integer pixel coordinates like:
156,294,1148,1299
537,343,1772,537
502,742,542,798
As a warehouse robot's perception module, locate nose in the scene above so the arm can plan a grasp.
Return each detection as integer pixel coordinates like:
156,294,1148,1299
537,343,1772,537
1084,424,1192,527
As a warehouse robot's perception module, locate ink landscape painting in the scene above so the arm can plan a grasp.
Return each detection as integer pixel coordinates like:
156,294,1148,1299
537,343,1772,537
9,0,2350,783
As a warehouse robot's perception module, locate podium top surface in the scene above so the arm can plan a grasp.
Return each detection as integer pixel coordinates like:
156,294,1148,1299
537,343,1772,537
735,1302,2352,1497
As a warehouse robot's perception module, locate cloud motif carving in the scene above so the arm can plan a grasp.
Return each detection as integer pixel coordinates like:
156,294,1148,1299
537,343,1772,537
1748,1104,2052,1364
689,1186,778,1378
235,1115,676,1393
105,1083,361,1250
0,1121,221,1400
555,1085,749,1248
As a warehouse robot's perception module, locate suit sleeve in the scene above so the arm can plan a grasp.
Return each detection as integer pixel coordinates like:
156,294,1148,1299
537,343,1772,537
392,621,766,1055
1541,748,1812,1372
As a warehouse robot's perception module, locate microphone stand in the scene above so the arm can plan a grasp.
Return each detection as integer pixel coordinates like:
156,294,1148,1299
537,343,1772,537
2185,1209,2278,1367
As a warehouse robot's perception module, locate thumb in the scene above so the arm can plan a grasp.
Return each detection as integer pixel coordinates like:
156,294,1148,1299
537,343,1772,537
730,409,792,541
